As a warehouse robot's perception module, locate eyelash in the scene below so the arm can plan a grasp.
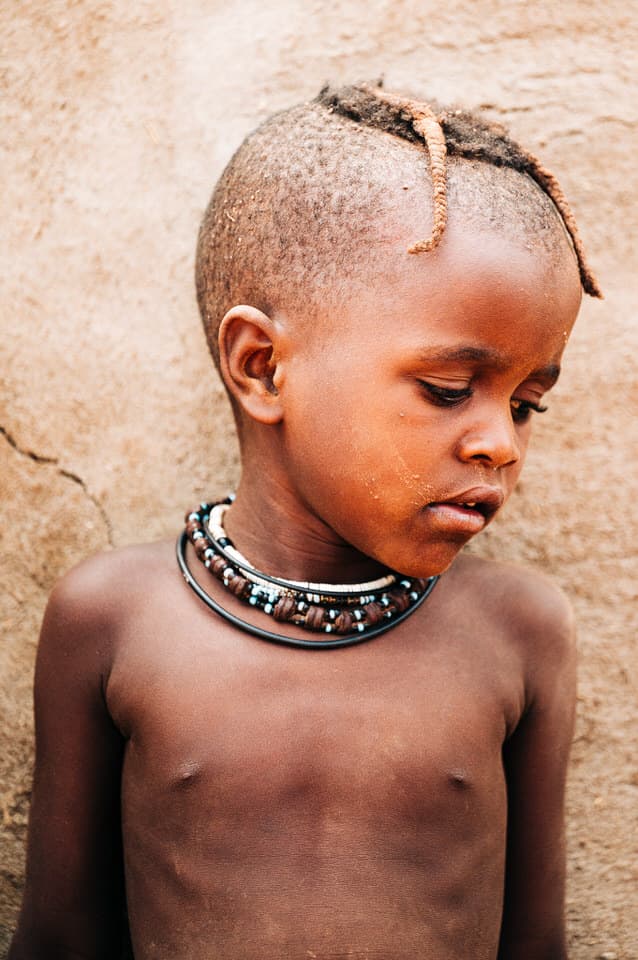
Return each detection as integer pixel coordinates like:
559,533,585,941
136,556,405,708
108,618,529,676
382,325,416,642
418,382,548,424
509,397,548,423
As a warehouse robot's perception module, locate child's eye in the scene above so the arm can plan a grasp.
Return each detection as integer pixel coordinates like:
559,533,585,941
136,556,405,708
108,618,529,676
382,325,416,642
419,381,472,406
510,398,548,423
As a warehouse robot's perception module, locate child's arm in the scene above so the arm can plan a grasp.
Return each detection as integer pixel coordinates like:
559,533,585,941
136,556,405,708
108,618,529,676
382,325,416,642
9,562,127,960
498,583,577,960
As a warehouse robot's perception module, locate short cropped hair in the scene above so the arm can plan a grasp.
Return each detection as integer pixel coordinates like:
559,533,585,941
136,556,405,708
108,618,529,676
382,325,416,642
196,82,600,369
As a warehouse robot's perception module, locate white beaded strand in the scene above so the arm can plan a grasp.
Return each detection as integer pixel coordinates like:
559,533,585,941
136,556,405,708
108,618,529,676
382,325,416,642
209,503,397,595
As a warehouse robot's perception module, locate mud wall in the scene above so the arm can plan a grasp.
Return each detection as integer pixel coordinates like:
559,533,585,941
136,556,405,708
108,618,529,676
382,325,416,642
1,2,636,956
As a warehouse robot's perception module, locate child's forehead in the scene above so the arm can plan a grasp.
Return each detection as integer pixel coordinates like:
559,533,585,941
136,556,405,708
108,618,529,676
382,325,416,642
305,207,581,367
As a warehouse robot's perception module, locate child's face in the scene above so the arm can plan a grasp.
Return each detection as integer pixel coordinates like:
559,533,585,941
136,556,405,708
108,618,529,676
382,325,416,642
276,218,582,578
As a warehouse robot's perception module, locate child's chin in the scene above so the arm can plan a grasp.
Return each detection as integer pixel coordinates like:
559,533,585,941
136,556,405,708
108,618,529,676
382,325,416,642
391,541,467,580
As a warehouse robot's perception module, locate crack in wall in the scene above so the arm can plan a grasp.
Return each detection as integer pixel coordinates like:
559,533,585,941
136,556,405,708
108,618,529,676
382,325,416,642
0,425,114,547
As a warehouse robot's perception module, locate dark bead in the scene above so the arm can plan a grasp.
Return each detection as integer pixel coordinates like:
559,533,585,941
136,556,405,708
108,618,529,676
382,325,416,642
194,538,208,559
305,605,325,631
273,595,296,622
229,576,252,600
334,611,353,634
363,601,384,626
391,591,410,613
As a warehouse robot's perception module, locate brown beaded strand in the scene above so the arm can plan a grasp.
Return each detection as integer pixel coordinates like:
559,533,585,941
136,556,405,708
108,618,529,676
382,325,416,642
183,502,432,636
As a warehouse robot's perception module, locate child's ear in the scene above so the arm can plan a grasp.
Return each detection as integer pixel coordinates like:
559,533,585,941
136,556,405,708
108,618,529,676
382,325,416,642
218,306,284,425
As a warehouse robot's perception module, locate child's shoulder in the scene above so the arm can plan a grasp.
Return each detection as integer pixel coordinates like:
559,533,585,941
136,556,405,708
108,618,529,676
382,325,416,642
448,551,573,612
41,540,177,656
432,555,576,720
50,539,175,608
442,553,575,662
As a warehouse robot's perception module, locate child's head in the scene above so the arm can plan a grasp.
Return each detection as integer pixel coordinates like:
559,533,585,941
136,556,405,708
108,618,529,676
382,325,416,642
194,83,598,576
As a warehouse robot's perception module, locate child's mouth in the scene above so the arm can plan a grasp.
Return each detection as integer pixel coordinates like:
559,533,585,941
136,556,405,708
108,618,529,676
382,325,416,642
425,487,504,533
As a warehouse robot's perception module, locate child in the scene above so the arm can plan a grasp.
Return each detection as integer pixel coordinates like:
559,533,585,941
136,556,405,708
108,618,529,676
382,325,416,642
9,82,601,960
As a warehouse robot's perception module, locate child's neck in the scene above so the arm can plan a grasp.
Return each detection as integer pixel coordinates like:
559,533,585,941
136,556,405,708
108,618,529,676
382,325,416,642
224,475,390,585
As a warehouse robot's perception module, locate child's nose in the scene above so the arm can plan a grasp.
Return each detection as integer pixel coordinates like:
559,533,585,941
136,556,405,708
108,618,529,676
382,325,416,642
455,409,521,469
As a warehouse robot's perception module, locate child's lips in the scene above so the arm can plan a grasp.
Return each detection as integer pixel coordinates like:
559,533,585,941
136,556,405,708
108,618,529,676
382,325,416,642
425,486,504,533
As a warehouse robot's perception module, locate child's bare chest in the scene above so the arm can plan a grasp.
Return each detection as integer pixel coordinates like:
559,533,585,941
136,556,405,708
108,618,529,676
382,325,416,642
109,600,518,958
110,600,520,840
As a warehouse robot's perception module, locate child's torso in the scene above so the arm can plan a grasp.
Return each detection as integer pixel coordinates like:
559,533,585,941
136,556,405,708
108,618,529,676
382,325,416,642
106,549,524,960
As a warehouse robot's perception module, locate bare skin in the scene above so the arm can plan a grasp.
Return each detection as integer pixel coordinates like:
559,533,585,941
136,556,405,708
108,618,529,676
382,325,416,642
10,208,582,960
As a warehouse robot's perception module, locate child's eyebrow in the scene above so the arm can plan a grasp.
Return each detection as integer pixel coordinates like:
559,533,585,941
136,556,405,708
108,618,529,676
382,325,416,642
415,345,561,385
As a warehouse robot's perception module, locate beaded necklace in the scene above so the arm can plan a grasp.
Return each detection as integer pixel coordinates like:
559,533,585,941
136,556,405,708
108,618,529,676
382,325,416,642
177,498,439,649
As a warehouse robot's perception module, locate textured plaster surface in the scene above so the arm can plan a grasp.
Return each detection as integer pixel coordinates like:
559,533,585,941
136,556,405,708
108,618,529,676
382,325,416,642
1,1,637,956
